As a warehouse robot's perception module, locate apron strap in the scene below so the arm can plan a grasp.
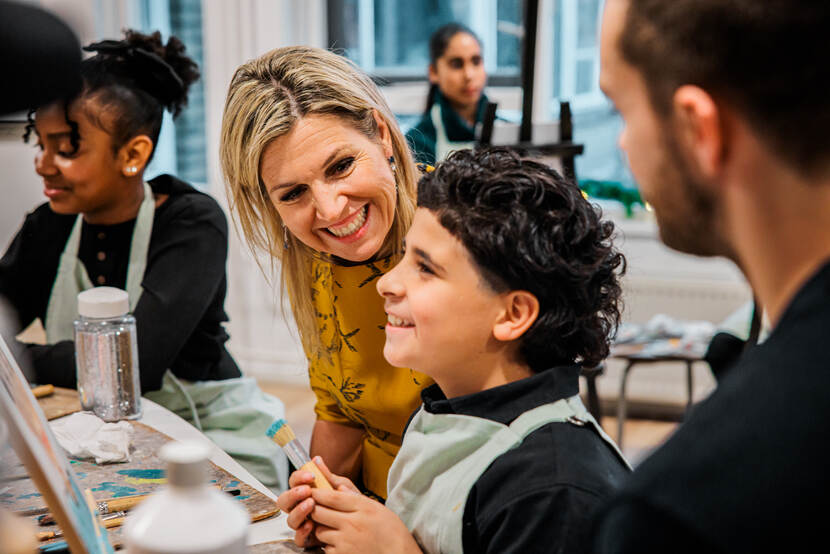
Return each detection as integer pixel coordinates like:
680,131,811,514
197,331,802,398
509,394,631,469
44,182,155,343
430,103,476,162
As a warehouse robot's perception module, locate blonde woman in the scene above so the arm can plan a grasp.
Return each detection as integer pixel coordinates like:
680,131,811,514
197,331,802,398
220,46,431,511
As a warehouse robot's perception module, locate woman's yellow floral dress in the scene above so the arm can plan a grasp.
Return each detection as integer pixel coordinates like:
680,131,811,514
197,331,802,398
307,255,431,499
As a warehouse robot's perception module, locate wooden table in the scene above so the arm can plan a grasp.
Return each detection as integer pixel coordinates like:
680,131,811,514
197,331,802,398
6,394,305,552
136,398,295,548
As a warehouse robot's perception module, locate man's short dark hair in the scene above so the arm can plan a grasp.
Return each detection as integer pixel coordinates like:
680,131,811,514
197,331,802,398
620,0,830,175
417,148,625,371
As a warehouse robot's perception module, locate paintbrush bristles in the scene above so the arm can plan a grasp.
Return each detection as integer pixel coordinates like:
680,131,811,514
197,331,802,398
272,424,296,447
267,419,297,447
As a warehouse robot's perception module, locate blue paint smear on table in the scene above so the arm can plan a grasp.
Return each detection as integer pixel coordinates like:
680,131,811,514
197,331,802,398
116,469,165,479
38,540,69,552
17,492,42,499
91,482,137,497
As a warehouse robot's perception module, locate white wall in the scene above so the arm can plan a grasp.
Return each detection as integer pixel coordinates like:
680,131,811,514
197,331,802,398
0,124,43,252
201,1,327,385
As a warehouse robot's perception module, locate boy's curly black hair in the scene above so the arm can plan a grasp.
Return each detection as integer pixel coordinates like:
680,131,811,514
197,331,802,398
417,148,625,371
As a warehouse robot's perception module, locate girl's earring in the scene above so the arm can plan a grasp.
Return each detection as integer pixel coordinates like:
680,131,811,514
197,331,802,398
283,225,290,249
126,166,137,175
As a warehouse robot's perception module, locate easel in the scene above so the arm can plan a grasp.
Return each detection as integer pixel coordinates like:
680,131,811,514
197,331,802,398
478,0,585,184
0,334,114,553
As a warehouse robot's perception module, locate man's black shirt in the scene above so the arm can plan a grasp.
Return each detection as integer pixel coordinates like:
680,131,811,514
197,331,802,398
594,259,830,553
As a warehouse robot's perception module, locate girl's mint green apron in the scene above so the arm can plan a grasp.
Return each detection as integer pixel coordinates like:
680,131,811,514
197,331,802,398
43,183,287,490
44,182,155,342
386,394,629,554
430,103,476,163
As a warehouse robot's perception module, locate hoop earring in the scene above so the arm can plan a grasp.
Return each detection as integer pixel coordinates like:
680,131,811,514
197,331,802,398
283,225,290,249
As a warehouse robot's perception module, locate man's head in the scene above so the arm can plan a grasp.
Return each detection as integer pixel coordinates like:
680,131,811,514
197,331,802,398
600,0,830,258
377,148,624,389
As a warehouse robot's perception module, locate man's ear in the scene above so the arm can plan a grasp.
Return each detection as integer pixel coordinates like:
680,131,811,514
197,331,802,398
493,291,539,342
672,85,726,179
118,134,154,177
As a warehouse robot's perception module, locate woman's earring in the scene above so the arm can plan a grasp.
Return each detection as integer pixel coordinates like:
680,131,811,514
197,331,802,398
388,156,398,194
283,224,290,249
125,166,137,175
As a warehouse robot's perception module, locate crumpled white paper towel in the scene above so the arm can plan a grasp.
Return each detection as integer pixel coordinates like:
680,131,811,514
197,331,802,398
50,412,133,463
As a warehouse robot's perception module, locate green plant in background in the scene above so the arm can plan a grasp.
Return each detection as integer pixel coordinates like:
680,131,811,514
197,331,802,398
579,179,645,218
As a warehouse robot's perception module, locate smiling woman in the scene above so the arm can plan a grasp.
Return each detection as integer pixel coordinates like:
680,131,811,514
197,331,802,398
220,47,432,523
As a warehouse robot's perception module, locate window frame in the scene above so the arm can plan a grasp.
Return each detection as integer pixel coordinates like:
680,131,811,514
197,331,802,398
552,0,607,113
327,0,523,86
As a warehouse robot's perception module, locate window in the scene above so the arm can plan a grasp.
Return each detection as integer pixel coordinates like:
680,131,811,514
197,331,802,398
552,0,633,187
133,0,207,187
553,0,604,109
328,0,523,84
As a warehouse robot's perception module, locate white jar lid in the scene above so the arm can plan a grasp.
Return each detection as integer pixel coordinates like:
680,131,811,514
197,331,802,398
77,287,129,318
160,441,210,488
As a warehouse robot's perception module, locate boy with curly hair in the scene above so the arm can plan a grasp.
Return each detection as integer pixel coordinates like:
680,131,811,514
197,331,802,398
279,148,630,553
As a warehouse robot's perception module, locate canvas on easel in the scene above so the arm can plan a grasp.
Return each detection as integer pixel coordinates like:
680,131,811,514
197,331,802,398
0,334,113,553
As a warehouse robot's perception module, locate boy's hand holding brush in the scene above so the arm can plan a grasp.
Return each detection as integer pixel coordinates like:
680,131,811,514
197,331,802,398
267,418,360,548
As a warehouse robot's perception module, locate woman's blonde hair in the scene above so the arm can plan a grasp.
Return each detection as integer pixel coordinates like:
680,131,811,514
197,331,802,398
220,46,418,357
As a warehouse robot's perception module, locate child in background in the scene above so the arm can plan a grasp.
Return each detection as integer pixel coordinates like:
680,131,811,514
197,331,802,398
406,23,489,165
277,148,630,553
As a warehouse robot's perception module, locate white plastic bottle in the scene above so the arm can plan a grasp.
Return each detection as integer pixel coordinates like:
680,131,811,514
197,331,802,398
124,441,248,554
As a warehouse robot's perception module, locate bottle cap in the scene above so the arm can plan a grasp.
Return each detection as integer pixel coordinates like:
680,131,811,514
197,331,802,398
77,287,129,318
160,441,210,488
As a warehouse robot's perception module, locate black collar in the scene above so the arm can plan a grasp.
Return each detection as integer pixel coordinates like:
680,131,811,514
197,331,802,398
421,365,581,425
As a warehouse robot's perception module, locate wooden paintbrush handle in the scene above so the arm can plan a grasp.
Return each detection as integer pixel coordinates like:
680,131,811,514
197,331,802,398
299,460,333,490
100,494,146,513
37,529,62,541
102,515,125,529
31,384,54,398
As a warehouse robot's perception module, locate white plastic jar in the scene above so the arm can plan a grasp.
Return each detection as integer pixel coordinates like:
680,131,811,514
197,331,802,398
124,441,248,554
74,287,142,422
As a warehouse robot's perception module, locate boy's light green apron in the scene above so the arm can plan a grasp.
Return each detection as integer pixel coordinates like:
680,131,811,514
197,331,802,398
431,103,476,163
386,394,629,554
42,183,287,490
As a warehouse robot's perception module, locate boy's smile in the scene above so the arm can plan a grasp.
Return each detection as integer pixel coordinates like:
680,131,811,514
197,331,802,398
377,208,523,398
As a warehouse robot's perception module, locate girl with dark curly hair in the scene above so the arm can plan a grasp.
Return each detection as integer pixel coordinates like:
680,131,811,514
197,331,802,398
279,148,631,553
0,29,287,489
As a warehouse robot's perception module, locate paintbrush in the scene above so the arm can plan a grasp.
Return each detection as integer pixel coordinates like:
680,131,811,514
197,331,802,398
36,509,126,527
29,487,242,523
37,512,126,541
30,384,54,398
266,418,332,490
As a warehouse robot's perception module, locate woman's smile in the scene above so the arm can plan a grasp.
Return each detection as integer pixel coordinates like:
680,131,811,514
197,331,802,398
325,204,369,239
